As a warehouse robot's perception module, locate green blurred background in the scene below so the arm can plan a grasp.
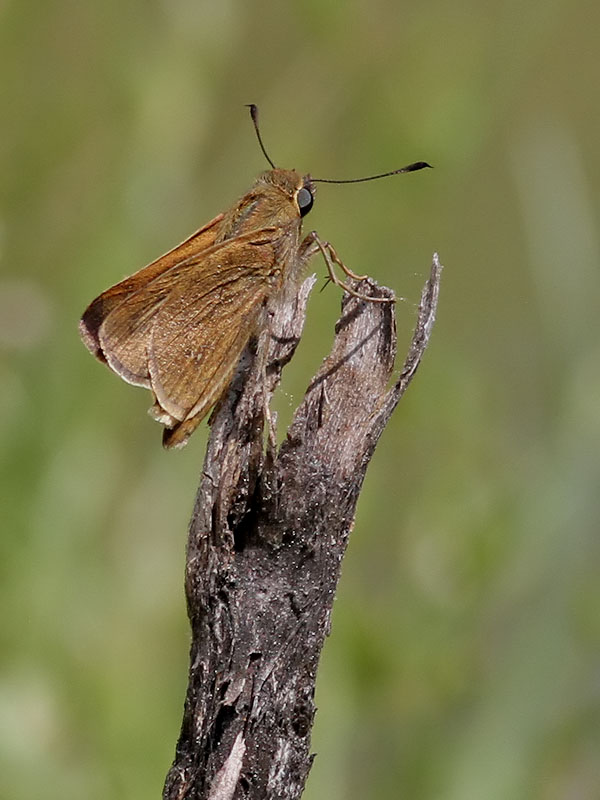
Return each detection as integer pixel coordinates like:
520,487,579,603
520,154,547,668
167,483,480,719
2,1,599,798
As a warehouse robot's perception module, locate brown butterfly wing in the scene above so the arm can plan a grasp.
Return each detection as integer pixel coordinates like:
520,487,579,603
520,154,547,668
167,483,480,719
79,214,224,364
147,236,282,424
95,229,285,446
96,260,200,387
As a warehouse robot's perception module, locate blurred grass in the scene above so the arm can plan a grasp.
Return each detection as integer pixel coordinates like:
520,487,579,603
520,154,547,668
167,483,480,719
1,0,599,798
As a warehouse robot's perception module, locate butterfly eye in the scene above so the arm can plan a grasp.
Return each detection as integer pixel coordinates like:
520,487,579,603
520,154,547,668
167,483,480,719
297,186,314,217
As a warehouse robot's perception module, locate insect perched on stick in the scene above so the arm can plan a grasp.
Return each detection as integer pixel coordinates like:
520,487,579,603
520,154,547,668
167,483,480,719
79,105,430,449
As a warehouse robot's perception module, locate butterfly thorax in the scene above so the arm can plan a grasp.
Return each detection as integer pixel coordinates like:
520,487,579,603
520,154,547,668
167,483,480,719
216,169,313,244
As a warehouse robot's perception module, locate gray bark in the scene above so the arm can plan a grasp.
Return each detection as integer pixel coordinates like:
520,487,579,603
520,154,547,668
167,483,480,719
163,254,442,800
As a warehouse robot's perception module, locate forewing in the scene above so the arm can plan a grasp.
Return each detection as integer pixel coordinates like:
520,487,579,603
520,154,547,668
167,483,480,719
79,213,224,363
148,237,282,422
96,260,202,386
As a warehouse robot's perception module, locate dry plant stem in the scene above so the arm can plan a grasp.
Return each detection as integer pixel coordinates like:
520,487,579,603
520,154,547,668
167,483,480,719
163,254,442,800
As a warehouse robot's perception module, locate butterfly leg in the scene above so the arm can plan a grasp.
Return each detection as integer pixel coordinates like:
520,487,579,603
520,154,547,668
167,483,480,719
303,231,394,304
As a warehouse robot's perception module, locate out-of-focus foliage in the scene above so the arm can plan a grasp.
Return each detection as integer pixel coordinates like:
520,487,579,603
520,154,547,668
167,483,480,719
1,1,599,798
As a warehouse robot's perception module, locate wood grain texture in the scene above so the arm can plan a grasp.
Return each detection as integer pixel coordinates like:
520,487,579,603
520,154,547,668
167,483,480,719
163,255,442,800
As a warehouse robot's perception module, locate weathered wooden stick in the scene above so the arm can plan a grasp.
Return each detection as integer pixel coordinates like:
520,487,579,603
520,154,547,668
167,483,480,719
164,254,442,800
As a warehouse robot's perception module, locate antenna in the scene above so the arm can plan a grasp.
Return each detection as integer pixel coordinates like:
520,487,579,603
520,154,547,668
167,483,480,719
245,105,431,181
313,161,432,184
246,104,277,169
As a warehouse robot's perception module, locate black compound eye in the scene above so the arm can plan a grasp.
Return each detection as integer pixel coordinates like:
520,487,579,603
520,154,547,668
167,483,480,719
297,186,314,217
